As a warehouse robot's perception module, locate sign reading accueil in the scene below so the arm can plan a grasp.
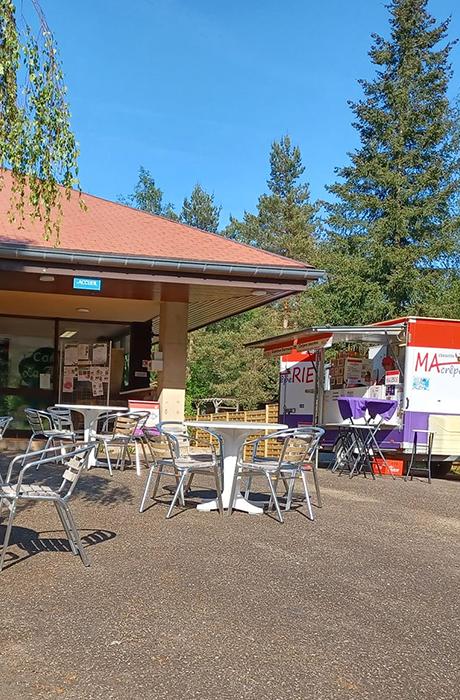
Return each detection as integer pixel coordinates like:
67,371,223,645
73,277,102,292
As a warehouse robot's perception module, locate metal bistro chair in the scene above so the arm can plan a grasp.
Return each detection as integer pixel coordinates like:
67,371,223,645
154,421,223,493
244,427,324,508
404,430,434,483
0,442,96,571
243,427,295,499
48,406,83,439
94,412,141,476
0,416,13,441
23,408,76,461
287,426,324,506
140,423,223,518
229,432,320,523
130,411,156,474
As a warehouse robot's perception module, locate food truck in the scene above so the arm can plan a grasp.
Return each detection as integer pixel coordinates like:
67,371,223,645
247,317,460,476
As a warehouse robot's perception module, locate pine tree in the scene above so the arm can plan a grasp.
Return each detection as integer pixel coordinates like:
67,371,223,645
180,183,221,232
120,166,178,220
225,135,319,264
320,0,460,322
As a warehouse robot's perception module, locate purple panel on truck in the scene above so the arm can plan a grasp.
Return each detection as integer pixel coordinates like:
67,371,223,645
278,413,314,429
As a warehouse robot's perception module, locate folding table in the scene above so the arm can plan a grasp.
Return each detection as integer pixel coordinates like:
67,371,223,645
334,397,398,478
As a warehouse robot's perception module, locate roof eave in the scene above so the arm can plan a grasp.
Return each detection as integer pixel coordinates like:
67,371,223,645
245,324,406,350
0,244,325,284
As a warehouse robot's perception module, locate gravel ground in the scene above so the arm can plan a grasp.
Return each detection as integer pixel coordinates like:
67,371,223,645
0,454,459,700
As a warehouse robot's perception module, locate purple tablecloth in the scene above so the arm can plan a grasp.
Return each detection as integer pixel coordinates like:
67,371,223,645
337,396,398,421
134,426,160,438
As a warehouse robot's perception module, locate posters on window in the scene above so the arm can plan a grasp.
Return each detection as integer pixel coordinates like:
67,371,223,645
39,373,51,390
63,369,74,393
78,368,91,382
60,340,110,400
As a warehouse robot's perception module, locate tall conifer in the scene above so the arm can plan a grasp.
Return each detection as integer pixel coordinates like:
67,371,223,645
226,135,318,264
321,0,460,321
180,184,221,232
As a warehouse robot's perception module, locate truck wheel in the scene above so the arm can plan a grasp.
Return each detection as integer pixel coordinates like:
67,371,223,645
431,462,452,478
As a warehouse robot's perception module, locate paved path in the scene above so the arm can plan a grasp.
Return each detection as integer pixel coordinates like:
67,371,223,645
1,456,459,699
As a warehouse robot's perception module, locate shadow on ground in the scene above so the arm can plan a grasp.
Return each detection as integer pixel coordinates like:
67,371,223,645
0,524,116,571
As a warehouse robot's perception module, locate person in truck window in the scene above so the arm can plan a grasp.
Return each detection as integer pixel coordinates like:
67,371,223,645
378,355,396,384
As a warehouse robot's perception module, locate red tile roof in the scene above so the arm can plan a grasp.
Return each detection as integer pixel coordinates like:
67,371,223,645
0,174,311,269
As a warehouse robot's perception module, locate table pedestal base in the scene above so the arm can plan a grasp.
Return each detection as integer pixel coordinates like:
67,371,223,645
184,421,287,516
197,494,263,515
196,429,265,514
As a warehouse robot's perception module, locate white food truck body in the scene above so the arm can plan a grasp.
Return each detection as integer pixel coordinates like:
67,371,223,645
248,317,460,475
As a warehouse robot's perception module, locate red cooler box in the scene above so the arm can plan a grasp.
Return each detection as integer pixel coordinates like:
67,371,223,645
372,457,404,477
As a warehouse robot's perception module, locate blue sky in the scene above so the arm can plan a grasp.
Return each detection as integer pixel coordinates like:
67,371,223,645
41,0,460,227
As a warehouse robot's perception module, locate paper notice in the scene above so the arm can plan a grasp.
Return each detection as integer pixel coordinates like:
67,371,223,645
39,373,51,390
63,373,74,393
64,344,78,366
78,368,91,381
92,343,107,365
101,367,110,383
90,366,104,381
77,343,89,361
92,380,104,397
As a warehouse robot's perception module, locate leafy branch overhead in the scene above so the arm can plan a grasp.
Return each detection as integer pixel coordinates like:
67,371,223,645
0,0,79,243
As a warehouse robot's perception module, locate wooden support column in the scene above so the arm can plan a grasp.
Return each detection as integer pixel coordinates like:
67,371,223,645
158,285,189,421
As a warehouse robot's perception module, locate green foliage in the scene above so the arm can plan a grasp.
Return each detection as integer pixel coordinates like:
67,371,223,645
0,0,79,243
225,135,319,264
180,183,221,232
187,307,285,410
185,137,321,409
120,166,178,220
318,0,460,322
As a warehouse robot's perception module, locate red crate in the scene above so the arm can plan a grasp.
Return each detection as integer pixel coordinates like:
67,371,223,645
372,457,404,477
